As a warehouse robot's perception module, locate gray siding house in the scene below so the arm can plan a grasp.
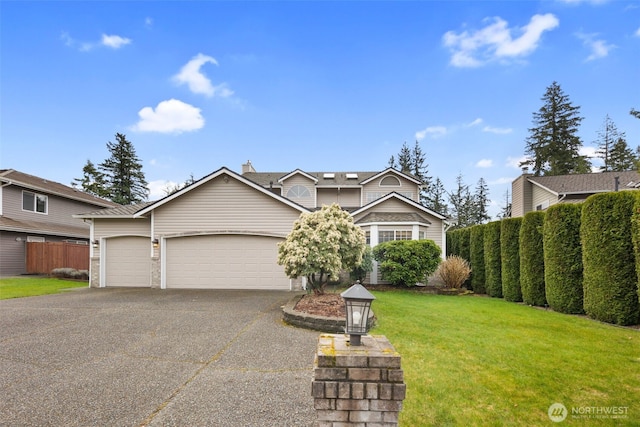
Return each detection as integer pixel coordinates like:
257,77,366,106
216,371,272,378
0,169,119,276
511,169,640,217
76,162,448,290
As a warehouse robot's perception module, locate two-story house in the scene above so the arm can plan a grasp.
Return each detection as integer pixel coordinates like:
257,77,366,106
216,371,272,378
76,162,448,290
0,169,120,276
511,169,640,217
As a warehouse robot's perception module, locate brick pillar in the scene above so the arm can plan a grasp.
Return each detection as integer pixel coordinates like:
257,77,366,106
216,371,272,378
312,334,406,427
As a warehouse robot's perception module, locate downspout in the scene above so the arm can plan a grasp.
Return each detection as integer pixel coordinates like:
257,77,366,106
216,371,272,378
558,193,567,204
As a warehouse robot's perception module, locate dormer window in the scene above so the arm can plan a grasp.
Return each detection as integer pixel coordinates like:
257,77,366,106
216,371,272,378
22,191,48,214
287,185,311,198
380,175,401,186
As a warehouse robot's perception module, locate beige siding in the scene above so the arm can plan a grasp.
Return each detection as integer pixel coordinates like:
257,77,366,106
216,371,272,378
317,188,360,208
94,218,151,239
531,185,557,211
153,175,302,237
362,174,418,203
280,174,316,209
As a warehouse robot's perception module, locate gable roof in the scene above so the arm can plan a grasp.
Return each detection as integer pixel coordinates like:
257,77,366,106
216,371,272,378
355,212,432,225
0,169,119,208
243,167,420,188
132,167,310,218
528,170,640,195
351,191,448,221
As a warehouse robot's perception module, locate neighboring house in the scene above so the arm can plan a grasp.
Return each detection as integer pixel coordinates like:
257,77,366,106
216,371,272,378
0,169,120,276
511,169,640,217
76,162,448,290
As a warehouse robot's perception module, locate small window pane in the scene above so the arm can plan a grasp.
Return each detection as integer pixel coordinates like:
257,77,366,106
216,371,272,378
36,195,47,213
379,231,394,243
396,231,412,240
380,176,401,186
287,185,311,198
23,192,35,211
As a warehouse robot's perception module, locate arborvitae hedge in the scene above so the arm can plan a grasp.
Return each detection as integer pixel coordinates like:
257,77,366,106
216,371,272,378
501,217,522,302
519,211,546,306
543,203,583,314
470,225,486,294
459,227,472,289
446,232,454,257
633,193,640,299
581,192,639,326
484,221,502,298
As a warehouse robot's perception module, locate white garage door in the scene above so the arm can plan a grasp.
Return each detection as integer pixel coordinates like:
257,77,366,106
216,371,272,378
105,236,151,287
165,235,289,290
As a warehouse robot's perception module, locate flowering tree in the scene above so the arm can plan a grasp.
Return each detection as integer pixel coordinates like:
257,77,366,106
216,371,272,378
277,203,366,295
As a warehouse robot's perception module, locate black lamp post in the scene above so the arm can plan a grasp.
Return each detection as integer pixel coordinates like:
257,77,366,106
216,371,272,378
340,281,376,346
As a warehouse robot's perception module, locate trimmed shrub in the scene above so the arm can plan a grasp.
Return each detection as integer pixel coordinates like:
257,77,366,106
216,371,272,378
501,217,522,302
484,221,502,298
519,211,546,306
581,192,639,326
51,268,89,281
543,203,583,314
470,225,486,294
373,239,441,287
350,246,374,283
458,227,472,289
437,255,471,289
633,193,640,301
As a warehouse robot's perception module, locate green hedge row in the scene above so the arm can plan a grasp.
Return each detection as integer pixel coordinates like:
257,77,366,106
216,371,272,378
582,192,639,325
519,211,546,306
501,218,522,302
470,225,486,294
484,221,502,298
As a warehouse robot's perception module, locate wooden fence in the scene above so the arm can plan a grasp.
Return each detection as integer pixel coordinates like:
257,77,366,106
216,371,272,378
26,242,90,274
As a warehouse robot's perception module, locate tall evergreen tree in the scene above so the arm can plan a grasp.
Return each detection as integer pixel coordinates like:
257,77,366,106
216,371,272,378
631,108,640,120
497,189,512,219
426,177,449,216
595,115,625,172
99,133,149,205
522,81,590,176
472,177,490,224
410,141,432,206
609,137,637,171
72,159,110,199
448,173,474,229
396,142,412,173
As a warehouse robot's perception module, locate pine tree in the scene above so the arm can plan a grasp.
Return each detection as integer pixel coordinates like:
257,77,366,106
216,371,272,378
609,137,637,171
99,133,149,205
631,108,640,120
595,115,625,172
498,189,512,219
472,177,490,224
396,142,412,173
410,141,432,206
522,82,590,176
448,173,474,229
387,155,396,169
72,159,110,199
426,177,449,216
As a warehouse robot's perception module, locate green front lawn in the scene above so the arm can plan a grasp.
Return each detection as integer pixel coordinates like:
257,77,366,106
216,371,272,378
0,277,87,299
371,291,639,426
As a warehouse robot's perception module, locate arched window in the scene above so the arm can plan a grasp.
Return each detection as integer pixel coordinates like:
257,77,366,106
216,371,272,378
286,185,311,198
380,175,401,187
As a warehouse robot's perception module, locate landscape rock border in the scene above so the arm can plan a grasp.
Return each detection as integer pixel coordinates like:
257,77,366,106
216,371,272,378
282,295,346,333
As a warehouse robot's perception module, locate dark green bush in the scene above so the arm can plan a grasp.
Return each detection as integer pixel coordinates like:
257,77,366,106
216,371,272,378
633,193,640,301
484,221,502,298
458,227,472,289
581,192,639,326
519,211,546,306
501,218,522,302
543,203,583,314
373,239,441,287
350,246,374,283
470,225,486,294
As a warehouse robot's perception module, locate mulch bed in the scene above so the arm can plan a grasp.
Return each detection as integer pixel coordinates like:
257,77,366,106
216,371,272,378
294,293,346,318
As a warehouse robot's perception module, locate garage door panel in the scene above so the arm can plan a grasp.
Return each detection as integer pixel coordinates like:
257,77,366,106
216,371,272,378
166,235,289,290
105,237,151,287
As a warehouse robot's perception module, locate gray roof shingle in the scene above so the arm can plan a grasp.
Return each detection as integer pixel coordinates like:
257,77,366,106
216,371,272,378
528,170,640,195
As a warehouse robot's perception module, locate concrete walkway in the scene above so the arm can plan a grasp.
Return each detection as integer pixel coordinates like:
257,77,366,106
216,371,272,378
0,288,319,426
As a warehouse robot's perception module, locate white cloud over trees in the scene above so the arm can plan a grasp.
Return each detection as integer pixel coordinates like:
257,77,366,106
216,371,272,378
132,99,204,134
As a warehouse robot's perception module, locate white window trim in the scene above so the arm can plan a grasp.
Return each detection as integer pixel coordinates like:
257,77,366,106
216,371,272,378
22,190,48,215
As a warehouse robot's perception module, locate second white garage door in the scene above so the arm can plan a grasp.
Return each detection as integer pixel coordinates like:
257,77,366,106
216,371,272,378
165,235,290,290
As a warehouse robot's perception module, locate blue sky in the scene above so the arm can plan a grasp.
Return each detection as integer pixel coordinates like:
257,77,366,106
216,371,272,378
2,0,639,217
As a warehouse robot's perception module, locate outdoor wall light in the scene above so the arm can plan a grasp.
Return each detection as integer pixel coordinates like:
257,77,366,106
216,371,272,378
152,238,159,248
340,281,376,346
92,239,99,248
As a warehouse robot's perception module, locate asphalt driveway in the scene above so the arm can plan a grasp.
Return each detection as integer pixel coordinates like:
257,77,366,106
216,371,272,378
0,288,319,426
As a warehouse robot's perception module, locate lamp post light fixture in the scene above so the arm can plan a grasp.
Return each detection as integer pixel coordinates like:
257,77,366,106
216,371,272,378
152,238,159,249
340,281,376,346
92,239,99,248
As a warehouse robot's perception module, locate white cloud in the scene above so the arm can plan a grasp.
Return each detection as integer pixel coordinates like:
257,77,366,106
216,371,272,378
147,180,177,200
415,126,448,141
173,53,233,97
576,32,615,61
579,146,598,158
466,118,483,127
483,126,513,134
443,14,559,67
101,34,131,49
489,177,515,185
506,156,529,169
476,159,494,168
132,99,204,134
